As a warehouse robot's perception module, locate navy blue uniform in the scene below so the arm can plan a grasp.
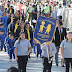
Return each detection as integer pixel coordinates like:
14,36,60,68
34,43,42,58
8,38,15,59
1,33,7,51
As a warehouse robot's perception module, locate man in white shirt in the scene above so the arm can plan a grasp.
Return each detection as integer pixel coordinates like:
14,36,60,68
57,5,63,20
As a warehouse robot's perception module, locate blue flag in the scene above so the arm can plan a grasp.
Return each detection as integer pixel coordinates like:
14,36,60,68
34,16,56,45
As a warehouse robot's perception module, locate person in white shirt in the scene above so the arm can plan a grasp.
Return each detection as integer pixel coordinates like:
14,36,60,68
57,5,63,20
41,42,56,72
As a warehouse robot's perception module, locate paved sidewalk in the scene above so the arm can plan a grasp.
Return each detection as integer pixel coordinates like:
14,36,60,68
0,51,69,72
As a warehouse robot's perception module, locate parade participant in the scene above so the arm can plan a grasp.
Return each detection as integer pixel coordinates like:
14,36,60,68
0,30,7,51
0,22,6,33
60,30,72,72
4,32,11,55
25,22,33,45
8,33,15,62
57,5,62,20
33,40,42,58
14,32,32,72
1,12,5,22
19,13,25,22
53,21,67,66
42,3,50,17
8,5,14,15
41,42,56,72
25,22,33,58
15,20,26,39
3,12,9,32
28,3,33,23
10,17,19,37
7,13,14,26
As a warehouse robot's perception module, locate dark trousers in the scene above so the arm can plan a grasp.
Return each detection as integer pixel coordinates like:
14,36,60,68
9,49,15,59
17,56,28,72
65,58,72,72
42,57,52,72
59,16,62,20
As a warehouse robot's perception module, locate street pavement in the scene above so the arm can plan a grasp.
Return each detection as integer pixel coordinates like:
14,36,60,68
0,50,71,72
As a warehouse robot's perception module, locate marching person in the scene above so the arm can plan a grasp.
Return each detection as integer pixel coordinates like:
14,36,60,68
53,21,67,66
60,30,72,72
14,32,32,72
41,42,56,72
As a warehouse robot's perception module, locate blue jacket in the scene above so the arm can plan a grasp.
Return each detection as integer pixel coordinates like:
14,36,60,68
1,33,7,42
1,16,4,22
8,38,15,50
3,15,9,26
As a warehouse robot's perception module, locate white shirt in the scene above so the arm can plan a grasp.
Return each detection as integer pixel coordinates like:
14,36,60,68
57,8,63,16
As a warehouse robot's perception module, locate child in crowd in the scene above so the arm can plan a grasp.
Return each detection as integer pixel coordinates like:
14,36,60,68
0,30,7,51
0,22,6,33
33,40,42,58
7,33,15,62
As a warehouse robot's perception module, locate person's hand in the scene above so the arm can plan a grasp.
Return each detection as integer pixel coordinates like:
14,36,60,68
16,57,18,62
49,51,51,54
61,56,64,60
27,52,30,55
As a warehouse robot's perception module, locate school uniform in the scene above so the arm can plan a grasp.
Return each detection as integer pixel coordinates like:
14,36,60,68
1,33,7,51
7,38,15,60
34,43,42,58
4,36,9,54
3,15,9,31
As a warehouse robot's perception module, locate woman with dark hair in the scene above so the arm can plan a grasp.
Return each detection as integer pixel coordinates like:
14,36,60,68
60,30,72,72
25,22,33,58
10,17,19,37
14,32,32,72
7,13,14,26
15,20,26,39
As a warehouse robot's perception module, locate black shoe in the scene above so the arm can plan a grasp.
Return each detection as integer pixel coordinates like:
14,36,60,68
61,65,65,67
56,64,58,66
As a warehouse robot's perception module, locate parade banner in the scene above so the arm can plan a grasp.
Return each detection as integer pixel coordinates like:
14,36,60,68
34,16,56,45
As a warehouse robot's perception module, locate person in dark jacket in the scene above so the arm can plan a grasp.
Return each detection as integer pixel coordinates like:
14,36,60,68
10,17,19,37
25,22,33,58
15,20,26,40
53,21,67,66
8,6,14,15
7,13,14,26
19,13,25,22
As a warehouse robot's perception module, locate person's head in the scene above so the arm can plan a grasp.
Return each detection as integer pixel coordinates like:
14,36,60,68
58,21,63,29
20,20,25,28
0,30,4,35
10,6,13,9
11,13,14,17
9,33,13,40
19,32,25,40
0,22,4,28
7,67,20,72
26,22,30,29
14,17,19,24
20,13,22,17
67,31,72,42
6,12,9,17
